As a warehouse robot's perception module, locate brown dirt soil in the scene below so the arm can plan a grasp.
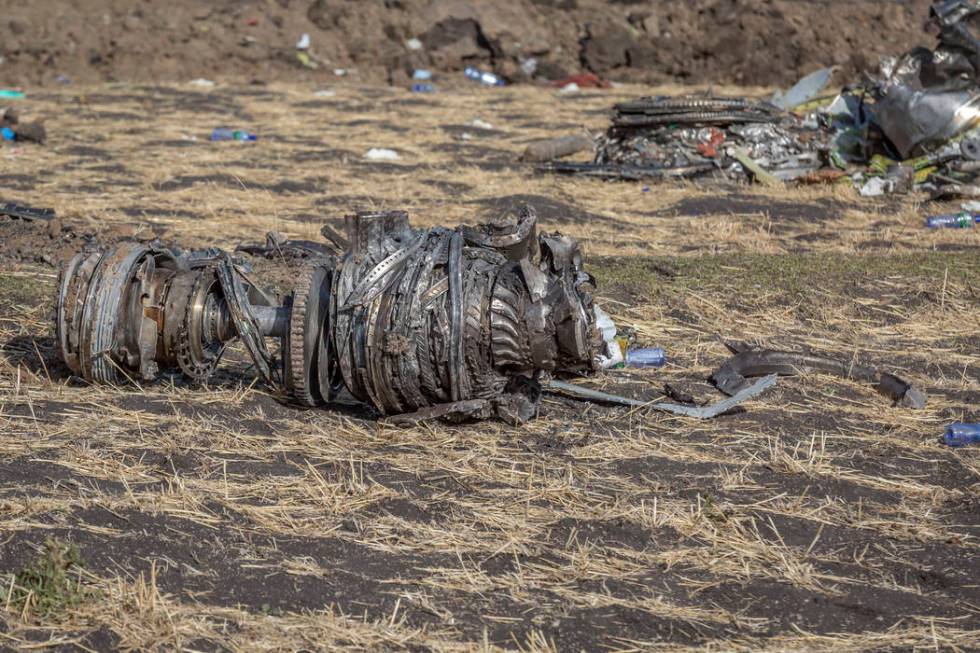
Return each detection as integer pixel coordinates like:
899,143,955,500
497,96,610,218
1,0,935,88
0,81,978,651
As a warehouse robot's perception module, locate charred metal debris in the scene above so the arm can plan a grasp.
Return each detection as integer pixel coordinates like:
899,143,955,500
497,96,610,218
542,0,980,199
56,207,617,425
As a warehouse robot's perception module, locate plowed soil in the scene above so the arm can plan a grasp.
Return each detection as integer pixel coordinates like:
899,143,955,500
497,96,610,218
1,0,935,88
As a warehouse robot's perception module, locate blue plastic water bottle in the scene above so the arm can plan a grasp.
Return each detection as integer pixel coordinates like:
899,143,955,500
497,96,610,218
211,128,257,142
925,212,980,228
944,423,980,447
626,347,667,368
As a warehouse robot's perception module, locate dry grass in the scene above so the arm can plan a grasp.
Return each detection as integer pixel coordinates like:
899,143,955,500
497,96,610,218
0,81,977,651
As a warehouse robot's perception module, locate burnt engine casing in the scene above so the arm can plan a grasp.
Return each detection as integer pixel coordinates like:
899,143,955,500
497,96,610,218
56,206,602,424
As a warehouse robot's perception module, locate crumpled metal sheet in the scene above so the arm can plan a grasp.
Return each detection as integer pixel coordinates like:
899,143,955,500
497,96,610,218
871,1,980,158
874,84,980,158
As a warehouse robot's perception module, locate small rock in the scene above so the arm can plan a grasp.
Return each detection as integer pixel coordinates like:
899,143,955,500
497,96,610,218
46,218,62,239
133,228,156,242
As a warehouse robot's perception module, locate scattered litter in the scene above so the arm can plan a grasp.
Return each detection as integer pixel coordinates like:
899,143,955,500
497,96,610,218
544,374,778,419
594,306,623,369
406,38,423,51
297,52,319,70
944,423,980,447
412,69,432,81
522,134,594,162
520,57,538,76
557,83,580,95
467,119,493,130
625,347,666,368
0,202,55,221
333,68,348,77
211,128,257,142
412,83,434,93
0,90,24,99
464,67,505,87
1,127,13,141
550,73,610,89
364,148,400,161
313,89,336,97
859,176,892,197
55,74,71,85
710,343,926,409
188,78,216,88
296,33,310,50
925,211,979,228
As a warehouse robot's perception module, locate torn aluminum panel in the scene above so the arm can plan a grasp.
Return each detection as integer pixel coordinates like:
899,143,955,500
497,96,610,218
56,206,604,425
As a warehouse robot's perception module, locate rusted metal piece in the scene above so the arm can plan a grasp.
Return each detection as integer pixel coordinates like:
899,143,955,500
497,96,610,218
55,206,603,424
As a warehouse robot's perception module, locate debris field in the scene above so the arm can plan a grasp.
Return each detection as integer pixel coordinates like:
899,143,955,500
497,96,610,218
0,82,978,651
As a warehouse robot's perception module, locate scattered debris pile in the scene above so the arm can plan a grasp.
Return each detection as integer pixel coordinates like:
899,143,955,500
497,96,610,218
543,1,980,199
55,207,614,425
543,96,825,182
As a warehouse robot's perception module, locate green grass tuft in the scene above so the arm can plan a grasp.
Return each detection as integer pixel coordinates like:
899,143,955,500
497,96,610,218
1,539,93,620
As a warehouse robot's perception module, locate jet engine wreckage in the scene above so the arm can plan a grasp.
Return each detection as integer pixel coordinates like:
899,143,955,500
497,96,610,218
52,205,926,423
56,207,612,425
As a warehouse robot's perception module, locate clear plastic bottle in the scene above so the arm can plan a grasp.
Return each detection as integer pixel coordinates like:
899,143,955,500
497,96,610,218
925,212,979,228
211,128,257,142
626,347,667,368
944,422,980,447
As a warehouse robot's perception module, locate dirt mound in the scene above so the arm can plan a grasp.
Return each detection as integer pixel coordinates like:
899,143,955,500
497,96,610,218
0,0,933,88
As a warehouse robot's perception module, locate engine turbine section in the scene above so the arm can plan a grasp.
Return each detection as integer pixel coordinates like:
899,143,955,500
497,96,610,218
55,206,602,424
